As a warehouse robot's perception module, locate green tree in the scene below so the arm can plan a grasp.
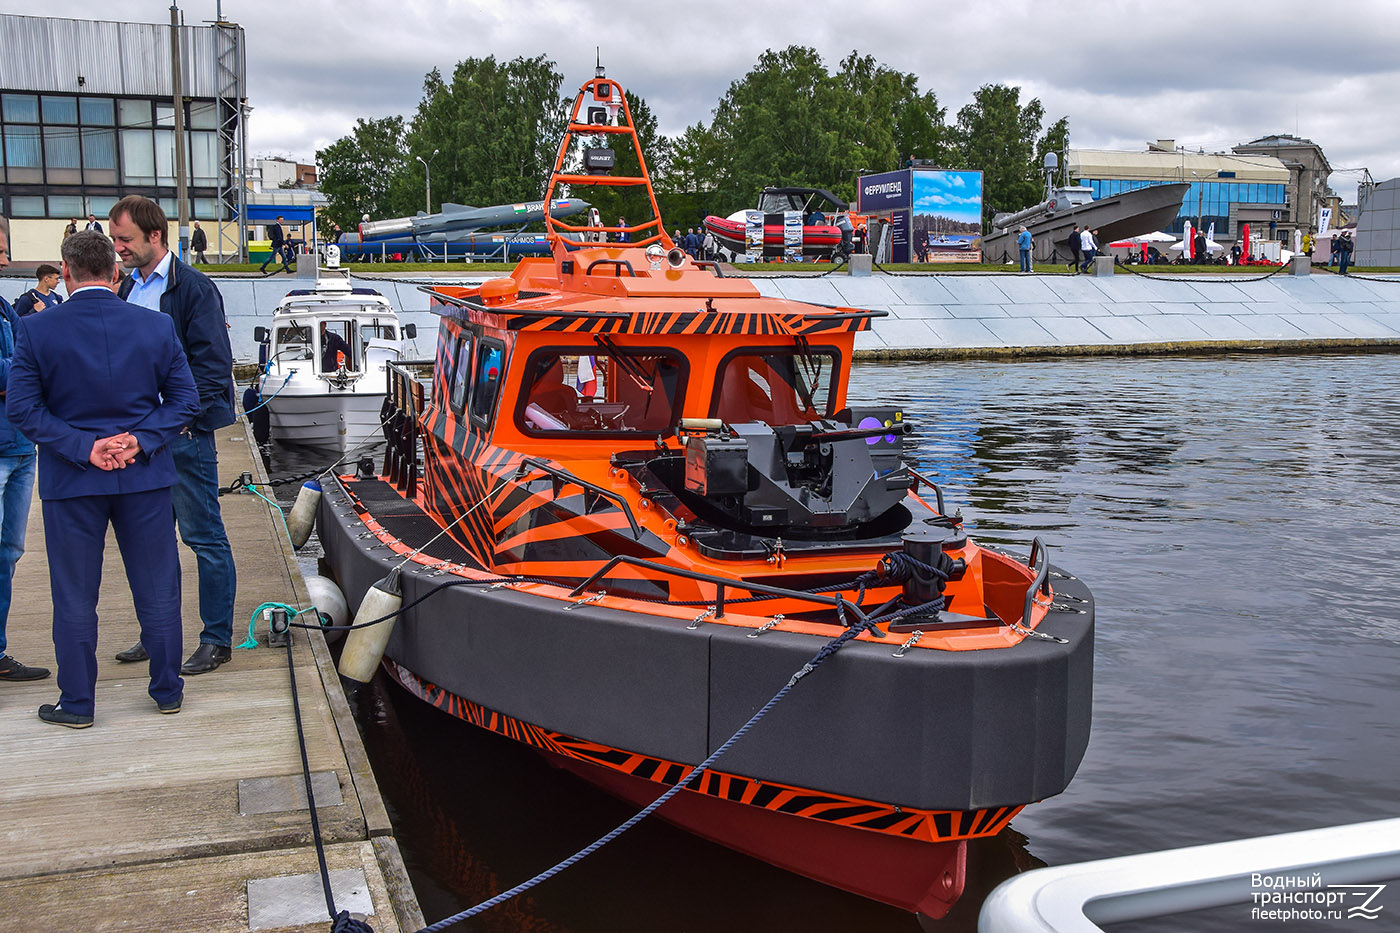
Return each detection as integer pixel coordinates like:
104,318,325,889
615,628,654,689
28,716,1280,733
670,47,949,218
316,115,411,231
953,84,1068,224
834,52,950,198
405,55,567,210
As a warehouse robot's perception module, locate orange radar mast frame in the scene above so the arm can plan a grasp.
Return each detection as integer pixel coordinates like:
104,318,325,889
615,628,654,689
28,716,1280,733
543,69,672,251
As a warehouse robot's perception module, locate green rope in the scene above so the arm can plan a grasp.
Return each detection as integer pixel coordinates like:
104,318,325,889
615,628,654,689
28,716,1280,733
239,601,319,650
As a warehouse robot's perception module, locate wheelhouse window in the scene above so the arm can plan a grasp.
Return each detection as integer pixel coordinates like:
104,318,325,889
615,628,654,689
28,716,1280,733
275,325,313,361
710,348,838,425
471,340,505,425
518,347,685,434
448,334,474,413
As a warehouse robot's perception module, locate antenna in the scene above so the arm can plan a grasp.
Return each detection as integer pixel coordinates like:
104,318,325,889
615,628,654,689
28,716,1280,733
595,48,604,80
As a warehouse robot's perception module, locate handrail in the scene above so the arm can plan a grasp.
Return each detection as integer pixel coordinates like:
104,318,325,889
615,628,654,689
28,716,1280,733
979,817,1400,932
585,258,637,277
567,553,870,623
692,260,726,277
1022,536,1050,625
514,457,643,539
907,468,952,518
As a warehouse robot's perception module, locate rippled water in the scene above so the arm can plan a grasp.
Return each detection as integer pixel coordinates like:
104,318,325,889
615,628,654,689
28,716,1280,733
269,352,1400,931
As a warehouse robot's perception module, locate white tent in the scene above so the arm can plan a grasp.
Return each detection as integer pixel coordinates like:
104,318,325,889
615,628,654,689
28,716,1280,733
1108,231,1176,247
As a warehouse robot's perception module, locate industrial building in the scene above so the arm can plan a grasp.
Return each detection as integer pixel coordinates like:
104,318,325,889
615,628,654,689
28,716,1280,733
0,12,247,262
1068,135,1335,247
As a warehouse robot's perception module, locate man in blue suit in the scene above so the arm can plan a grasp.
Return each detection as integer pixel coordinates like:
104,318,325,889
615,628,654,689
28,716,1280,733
6,230,199,728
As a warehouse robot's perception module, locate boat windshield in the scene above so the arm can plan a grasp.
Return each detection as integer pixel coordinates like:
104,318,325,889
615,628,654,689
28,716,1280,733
710,348,837,425
518,347,685,434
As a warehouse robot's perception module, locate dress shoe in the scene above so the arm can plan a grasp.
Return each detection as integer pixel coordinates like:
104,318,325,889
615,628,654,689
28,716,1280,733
156,696,183,714
0,654,51,681
38,703,93,729
181,643,232,675
115,642,149,663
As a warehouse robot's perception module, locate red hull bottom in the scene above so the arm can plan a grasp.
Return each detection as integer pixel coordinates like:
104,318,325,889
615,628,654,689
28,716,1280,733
547,751,967,918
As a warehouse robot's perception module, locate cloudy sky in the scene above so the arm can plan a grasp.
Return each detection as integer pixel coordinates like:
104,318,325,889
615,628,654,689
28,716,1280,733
13,0,1399,201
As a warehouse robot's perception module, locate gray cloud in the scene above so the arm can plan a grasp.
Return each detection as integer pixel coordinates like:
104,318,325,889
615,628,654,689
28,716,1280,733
8,0,1395,200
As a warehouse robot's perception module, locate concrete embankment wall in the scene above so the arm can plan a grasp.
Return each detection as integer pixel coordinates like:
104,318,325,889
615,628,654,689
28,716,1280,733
8,269,1400,361
752,271,1400,357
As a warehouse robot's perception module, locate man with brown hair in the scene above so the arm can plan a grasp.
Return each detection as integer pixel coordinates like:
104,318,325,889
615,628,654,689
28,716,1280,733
108,196,238,676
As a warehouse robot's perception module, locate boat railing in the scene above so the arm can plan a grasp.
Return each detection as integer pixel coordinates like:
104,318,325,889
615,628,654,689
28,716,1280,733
567,553,871,624
514,457,643,540
978,817,1400,932
384,360,433,492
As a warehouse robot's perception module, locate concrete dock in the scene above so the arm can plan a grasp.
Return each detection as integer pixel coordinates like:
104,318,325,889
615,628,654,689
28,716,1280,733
0,423,423,933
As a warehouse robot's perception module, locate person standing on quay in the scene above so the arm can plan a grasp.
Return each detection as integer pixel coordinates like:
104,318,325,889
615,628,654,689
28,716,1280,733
1065,224,1081,273
1017,225,1033,273
0,216,49,683
6,230,199,727
261,216,291,274
108,196,239,676
1080,227,1098,273
190,221,208,265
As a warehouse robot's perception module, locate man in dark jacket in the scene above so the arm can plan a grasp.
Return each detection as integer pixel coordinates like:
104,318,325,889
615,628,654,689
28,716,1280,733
260,216,291,274
1065,225,1081,272
0,216,50,683
108,196,239,676
190,221,208,265
7,230,199,727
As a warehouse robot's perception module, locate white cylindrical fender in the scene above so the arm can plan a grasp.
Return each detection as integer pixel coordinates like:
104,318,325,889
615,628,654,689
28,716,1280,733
303,573,349,643
338,569,403,683
287,479,322,549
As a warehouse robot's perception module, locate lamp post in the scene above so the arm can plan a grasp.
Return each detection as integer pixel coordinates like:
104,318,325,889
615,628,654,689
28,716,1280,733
416,149,439,215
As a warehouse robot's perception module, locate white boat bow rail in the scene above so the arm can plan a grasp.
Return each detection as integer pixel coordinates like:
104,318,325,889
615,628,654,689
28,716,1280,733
979,817,1400,932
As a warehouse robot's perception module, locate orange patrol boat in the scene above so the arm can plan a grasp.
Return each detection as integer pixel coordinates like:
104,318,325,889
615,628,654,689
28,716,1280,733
316,67,1094,920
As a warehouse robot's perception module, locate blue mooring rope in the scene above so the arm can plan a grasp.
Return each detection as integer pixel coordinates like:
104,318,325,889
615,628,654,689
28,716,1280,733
416,594,943,932
243,366,298,415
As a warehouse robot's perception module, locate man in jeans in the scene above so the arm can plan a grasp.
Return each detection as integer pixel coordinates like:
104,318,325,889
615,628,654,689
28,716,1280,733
0,216,50,683
108,196,238,675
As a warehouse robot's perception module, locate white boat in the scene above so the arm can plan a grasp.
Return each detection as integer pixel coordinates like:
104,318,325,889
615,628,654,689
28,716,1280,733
251,275,417,450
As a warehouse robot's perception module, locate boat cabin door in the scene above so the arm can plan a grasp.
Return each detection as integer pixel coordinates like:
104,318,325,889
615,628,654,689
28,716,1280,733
317,319,359,373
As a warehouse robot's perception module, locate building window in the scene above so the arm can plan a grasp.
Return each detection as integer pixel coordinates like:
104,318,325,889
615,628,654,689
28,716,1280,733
86,195,117,218
189,100,218,129
2,94,38,123
155,103,175,128
49,195,85,217
44,126,82,184
154,129,175,185
190,131,219,185
79,97,114,126
4,125,41,184
121,128,155,184
119,99,150,128
41,95,78,124
9,195,45,217
81,128,118,185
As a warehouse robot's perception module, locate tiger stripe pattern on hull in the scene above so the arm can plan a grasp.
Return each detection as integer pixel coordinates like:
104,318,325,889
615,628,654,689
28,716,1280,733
385,658,1022,845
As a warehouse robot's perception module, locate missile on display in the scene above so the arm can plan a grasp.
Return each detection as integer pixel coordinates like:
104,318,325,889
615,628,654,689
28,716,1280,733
357,198,590,242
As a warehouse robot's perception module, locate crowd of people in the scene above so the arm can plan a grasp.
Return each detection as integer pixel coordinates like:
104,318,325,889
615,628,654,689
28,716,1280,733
1,196,238,729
